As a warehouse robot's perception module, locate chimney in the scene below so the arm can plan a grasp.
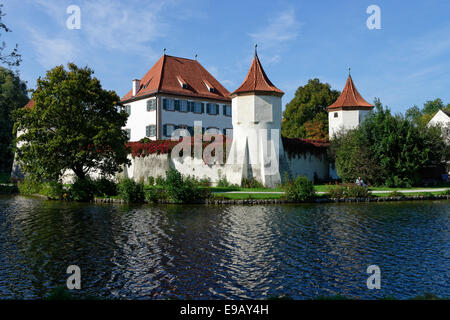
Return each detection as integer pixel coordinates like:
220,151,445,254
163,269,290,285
132,79,140,96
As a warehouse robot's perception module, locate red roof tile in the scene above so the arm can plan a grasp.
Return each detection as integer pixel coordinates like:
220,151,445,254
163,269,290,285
231,52,284,97
121,55,231,102
327,75,374,111
24,99,34,109
327,75,374,110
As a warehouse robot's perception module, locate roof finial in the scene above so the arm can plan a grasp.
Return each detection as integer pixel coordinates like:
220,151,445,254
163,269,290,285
254,43,258,57
348,67,351,77
163,48,166,55
195,54,198,60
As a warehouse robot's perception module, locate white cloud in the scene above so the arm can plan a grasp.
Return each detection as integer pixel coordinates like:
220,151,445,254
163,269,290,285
248,9,301,49
29,30,79,69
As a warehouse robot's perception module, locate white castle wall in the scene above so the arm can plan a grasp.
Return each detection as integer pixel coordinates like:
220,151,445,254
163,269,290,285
328,109,371,137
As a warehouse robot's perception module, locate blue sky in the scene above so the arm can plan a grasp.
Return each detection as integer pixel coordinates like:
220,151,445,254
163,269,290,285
3,0,450,113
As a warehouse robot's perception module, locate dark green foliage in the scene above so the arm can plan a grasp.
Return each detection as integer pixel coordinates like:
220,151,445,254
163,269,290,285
155,176,165,186
118,178,144,203
18,177,42,195
283,175,316,202
164,168,210,203
0,184,18,194
0,67,28,173
241,178,264,188
326,184,370,198
68,178,96,201
282,78,340,139
13,63,130,182
147,176,155,186
217,176,231,187
144,186,166,203
93,178,117,197
0,5,22,67
40,181,64,200
330,99,448,187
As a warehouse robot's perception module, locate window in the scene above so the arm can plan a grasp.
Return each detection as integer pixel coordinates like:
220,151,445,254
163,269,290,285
192,102,202,113
163,98,175,111
125,129,131,140
205,127,220,134
334,112,338,118
147,99,156,111
223,128,233,136
146,125,156,137
187,101,195,112
163,124,176,137
177,124,190,137
223,105,231,116
180,100,188,112
123,105,131,115
207,103,219,115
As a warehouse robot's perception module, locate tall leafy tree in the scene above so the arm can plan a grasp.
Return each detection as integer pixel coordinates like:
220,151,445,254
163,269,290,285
0,4,21,67
405,98,450,128
14,63,130,181
0,67,28,173
282,79,339,140
331,99,447,187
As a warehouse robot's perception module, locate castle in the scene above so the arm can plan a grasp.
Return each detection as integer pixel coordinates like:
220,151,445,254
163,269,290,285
12,49,374,187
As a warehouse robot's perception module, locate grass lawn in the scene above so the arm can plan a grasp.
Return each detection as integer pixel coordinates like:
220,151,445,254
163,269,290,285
0,173,10,184
314,184,449,192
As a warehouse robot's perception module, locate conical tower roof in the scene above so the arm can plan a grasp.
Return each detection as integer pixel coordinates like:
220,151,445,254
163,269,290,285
231,50,283,97
327,75,373,110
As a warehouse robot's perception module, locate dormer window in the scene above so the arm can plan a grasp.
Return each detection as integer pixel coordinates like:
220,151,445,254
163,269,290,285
203,80,215,93
177,76,189,89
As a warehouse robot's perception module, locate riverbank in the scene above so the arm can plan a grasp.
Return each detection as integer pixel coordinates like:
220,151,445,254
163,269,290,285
93,193,450,205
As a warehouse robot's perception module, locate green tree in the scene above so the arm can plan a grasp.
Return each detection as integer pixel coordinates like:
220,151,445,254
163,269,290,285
0,67,28,173
331,99,447,187
13,63,130,181
282,79,339,140
405,98,450,128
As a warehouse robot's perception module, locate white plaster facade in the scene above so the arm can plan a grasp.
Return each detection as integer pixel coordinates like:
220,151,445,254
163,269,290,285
123,95,232,141
328,109,371,138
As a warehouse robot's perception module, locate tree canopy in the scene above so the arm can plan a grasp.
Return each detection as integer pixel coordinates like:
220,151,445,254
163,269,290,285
330,99,448,187
0,67,28,173
281,78,339,140
13,63,130,181
405,98,450,128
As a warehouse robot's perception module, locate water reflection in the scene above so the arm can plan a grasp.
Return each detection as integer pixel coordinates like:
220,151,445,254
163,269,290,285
0,195,448,299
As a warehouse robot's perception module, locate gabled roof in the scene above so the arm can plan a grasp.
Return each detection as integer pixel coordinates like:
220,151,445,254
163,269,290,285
231,52,283,97
121,55,231,103
327,75,374,111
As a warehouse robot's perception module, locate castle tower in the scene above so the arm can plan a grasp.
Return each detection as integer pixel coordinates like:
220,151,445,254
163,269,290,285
327,73,374,138
225,47,284,187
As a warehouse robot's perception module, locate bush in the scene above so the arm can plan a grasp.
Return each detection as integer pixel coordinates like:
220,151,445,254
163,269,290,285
165,168,209,203
93,178,117,197
326,185,346,198
388,190,406,198
442,189,450,195
68,178,96,202
40,181,65,200
144,186,165,203
118,178,145,203
198,177,212,187
346,185,370,198
147,176,155,186
327,184,370,198
284,176,316,202
217,176,231,187
241,177,264,189
155,176,165,186
18,178,42,195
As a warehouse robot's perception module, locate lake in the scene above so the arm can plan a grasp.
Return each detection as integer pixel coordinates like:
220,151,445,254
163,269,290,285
0,195,448,299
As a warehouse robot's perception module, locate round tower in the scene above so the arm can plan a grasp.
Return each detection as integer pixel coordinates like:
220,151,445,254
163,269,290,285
327,72,374,138
225,47,284,187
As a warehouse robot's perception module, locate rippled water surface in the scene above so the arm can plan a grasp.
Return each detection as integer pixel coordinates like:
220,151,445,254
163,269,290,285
0,195,448,299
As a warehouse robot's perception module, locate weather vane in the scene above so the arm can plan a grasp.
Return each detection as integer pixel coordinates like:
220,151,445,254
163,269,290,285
163,48,166,55
255,43,258,56
348,67,351,76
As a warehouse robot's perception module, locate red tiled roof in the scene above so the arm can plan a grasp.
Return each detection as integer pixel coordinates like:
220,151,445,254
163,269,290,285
231,52,284,97
24,99,34,109
121,55,231,102
327,75,374,110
